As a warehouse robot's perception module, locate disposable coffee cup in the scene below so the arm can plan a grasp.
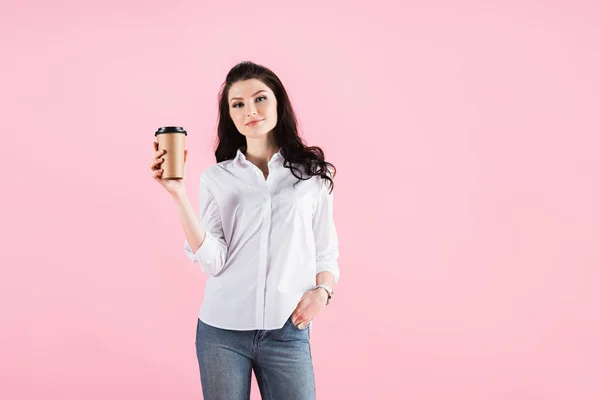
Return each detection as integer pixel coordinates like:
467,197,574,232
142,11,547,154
154,126,187,180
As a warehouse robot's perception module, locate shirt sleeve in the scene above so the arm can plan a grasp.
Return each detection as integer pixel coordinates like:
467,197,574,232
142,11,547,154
184,171,228,276
312,176,340,283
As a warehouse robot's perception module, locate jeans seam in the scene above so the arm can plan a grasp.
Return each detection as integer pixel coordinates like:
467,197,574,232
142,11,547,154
252,331,258,360
308,326,316,396
256,364,274,400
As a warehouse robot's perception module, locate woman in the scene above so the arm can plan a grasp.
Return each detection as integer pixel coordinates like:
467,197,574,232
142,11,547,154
150,61,340,400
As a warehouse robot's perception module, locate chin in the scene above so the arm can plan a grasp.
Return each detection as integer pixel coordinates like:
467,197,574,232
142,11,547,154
243,124,275,138
244,131,269,140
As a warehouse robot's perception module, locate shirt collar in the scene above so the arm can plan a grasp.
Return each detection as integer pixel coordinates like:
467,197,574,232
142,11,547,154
234,146,284,167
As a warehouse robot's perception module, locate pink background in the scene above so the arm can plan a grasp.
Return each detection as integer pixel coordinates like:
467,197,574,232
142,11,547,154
1,0,599,399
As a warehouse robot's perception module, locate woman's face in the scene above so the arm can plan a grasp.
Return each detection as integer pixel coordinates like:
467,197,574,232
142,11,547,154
228,79,278,139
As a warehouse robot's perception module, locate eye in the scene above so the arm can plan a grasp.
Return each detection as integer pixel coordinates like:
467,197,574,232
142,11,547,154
232,96,267,108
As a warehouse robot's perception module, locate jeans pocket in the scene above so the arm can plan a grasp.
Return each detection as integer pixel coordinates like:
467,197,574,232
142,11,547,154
288,316,310,332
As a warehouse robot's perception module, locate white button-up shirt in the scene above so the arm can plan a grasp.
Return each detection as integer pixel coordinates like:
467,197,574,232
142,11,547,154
184,147,340,330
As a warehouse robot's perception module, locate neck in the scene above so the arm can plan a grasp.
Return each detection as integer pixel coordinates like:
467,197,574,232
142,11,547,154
243,136,279,170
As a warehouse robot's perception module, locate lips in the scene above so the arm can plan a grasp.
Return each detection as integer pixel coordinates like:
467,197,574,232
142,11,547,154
246,119,264,126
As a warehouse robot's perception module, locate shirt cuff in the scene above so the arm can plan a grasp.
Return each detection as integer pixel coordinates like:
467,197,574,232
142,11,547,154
184,231,220,266
316,259,340,284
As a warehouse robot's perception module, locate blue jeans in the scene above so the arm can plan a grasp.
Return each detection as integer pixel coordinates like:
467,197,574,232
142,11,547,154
195,316,316,400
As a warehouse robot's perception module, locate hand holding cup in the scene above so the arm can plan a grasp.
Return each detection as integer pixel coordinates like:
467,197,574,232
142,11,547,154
150,126,188,196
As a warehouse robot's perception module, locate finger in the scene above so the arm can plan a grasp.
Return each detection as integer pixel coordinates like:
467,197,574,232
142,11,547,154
150,157,164,170
183,149,187,163
297,316,311,328
292,312,304,326
153,168,163,177
155,149,166,159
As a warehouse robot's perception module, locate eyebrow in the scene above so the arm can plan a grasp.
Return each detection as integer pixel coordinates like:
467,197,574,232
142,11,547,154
230,90,268,102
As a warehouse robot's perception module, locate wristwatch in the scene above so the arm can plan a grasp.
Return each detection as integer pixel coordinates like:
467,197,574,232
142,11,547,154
314,284,334,305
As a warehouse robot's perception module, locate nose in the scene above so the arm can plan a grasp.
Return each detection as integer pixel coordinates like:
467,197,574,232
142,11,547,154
246,104,257,116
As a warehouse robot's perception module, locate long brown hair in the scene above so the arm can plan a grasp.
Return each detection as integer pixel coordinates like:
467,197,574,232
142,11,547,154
214,61,336,193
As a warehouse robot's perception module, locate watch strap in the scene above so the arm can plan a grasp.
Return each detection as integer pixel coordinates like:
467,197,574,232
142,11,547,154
314,284,334,305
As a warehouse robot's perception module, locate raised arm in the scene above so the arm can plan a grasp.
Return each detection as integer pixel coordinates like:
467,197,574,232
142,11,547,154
175,172,228,276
